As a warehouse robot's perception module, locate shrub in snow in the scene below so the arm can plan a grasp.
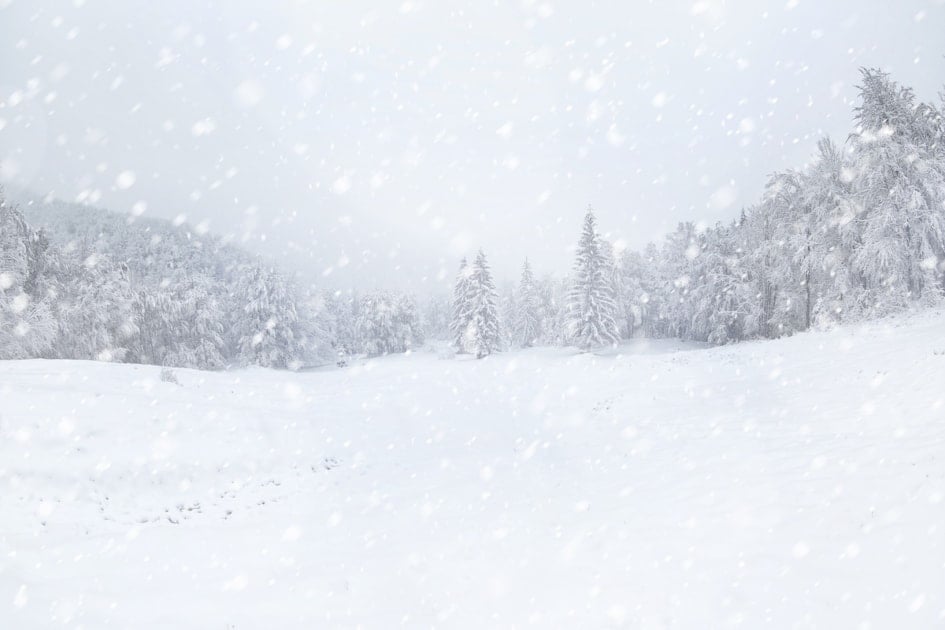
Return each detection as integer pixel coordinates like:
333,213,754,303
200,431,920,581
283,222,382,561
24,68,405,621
160,367,180,385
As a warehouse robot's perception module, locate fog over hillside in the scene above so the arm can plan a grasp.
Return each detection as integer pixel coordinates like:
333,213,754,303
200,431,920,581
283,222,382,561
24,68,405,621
2,0,943,288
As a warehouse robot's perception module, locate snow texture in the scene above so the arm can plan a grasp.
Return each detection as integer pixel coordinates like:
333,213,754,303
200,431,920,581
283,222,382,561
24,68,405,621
1,310,943,628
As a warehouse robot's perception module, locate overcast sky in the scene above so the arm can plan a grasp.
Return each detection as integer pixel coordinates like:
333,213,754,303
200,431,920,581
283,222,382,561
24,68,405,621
1,0,943,291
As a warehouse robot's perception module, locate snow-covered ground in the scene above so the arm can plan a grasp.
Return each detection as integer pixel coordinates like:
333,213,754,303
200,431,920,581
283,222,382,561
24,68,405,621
1,313,944,629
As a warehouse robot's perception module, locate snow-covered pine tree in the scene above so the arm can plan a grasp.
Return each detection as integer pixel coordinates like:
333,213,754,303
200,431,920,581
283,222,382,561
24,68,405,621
349,291,424,357
295,286,335,366
657,222,701,340
394,292,424,352
599,237,632,339
466,249,500,358
638,242,664,337
688,222,751,344
513,258,541,347
566,209,620,350
323,289,359,363
234,265,307,369
615,249,646,339
799,137,858,326
499,283,516,351
534,273,566,345
755,170,808,337
356,292,396,357
131,275,228,369
170,278,228,369
54,252,139,362
422,293,451,341
129,284,181,366
0,194,57,359
449,257,473,353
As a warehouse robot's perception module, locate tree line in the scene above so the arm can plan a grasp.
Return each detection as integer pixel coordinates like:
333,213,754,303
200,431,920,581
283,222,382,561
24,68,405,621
2,68,943,367
0,192,428,368
450,68,945,356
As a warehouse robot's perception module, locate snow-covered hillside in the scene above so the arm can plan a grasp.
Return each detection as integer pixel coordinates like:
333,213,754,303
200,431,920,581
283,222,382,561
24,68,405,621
2,312,944,628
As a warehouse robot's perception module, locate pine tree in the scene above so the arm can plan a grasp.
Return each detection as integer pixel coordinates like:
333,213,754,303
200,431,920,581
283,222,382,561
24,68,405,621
466,249,500,358
615,250,646,338
171,278,227,369
356,292,395,356
130,276,227,369
422,293,451,341
655,222,700,339
638,243,663,337
234,265,307,369
322,289,358,363
513,258,541,347
566,209,620,349
355,291,423,356
449,257,473,353
799,137,858,325
599,238,632,338
534,274,566,345
393,292,425,352
295,287,335,366
689,223,751,344
498,283,516,351
755,171,808,337
0,195,57,359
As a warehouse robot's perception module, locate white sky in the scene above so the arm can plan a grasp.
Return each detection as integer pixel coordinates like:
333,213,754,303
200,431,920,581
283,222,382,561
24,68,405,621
1,0,943,291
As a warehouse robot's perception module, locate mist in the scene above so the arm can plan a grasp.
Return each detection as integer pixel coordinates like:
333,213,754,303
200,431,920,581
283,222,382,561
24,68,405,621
1,0,943,291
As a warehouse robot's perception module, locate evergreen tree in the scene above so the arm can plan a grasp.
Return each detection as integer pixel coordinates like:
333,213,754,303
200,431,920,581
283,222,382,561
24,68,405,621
322,289,358,364
393,292,425,352
54,253,138,362
130,276,227,369
534,274,566,346
498,282,517,351
422,293,451,341
234,265,307,369
755,171,807,337
356,292,396,356
449,257,473,352
689,223,751,344
355,291,424,356
513,258,541,347
656,222,700,339
0,195,57,359
466,249,501,358
615,250,646,338
799,137,858,325
297,286,335,365
566,209,620,349
638,243,664,337
168,278,227,369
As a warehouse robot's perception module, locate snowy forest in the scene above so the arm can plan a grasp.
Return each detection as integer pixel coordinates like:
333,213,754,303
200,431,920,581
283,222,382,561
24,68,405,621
3,68,943,367
4,1,945,627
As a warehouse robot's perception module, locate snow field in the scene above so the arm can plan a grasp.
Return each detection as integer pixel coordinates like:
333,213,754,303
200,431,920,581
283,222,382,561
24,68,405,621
1,313,944,628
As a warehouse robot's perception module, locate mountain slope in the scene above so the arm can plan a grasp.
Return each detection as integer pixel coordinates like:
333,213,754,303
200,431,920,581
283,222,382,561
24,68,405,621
11,190,256,285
